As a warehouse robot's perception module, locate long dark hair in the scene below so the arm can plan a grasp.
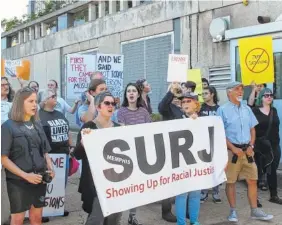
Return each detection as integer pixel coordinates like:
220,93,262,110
122,83,143,108
1,77,15,102
204,86,219,104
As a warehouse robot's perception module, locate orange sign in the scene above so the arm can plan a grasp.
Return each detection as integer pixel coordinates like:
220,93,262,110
1,59,30,81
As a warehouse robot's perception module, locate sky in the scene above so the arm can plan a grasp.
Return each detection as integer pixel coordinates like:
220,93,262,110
0,0,28,21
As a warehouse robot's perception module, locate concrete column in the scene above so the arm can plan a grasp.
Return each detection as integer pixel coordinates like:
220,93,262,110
18,31,24,44
41,22,47,36
88,2,97,21
35,24,40,39
120,0,128,11
23,29,28,43
98,1,105,18
109,0,116,14
132,0,140,7
29,27,34,40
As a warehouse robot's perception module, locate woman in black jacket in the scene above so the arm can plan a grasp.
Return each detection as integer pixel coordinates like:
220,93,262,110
73,91,122,225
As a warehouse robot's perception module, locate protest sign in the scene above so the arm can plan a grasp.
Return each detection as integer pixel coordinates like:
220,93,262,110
167,54,188,82
25,154,66,217
1,59,30,80
66,54,96,99
82,116,227,216
187,69,204,102
96,54,124,98
239,36,274,85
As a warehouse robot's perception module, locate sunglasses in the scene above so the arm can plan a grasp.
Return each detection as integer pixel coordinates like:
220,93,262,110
182,99,193,104
103,101,116,106
263,94,273,98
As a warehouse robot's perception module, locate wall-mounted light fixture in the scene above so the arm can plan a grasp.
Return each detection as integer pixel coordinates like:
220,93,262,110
258,16,271,24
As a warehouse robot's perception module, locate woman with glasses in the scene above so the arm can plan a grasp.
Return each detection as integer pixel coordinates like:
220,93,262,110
73,91,122,225
200,86,222,204
1,77,14,125
253,88,281,205
1,87,54,225
117,83,151,225
39,89,73,219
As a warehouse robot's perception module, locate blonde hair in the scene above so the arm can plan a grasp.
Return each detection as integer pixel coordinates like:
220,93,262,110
9,87,39,122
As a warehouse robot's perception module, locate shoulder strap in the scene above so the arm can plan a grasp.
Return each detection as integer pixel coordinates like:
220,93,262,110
265,109,274,138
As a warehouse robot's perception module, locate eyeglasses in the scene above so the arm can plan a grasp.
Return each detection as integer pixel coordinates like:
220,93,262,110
263,94,273,98
1,83,9,87
103,101,116,106
182,99,192,104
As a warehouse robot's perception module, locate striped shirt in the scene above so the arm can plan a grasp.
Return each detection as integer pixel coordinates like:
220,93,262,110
117,107,151,125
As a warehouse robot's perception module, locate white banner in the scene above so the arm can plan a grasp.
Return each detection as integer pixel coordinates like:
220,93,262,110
26,154,66,217
66,54,96,99
82,116,228,216
96,54,124,98
167,54,188,82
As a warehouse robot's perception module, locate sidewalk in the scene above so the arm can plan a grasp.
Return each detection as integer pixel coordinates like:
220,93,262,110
35,173,282,225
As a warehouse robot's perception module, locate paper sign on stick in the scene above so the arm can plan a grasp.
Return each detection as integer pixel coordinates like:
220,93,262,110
187,69,203,102
167,54,188,82
238,36,274,85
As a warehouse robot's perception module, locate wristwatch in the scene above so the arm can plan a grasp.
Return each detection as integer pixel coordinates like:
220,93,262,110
249,144,254,149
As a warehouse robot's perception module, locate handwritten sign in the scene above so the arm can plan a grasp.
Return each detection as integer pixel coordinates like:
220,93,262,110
25,154,66,217
66,54,96,99
96,54,124,98
167,54,188,82
239,36,274,85
1,59,30,80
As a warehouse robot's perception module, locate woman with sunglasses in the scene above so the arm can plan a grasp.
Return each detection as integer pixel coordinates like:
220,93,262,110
117,83,151,225
39,89,73,220
200,86,222,204
159,83,202,225
73,91,122,225
252,88,281,204
1,77,14,125
1,87,54,225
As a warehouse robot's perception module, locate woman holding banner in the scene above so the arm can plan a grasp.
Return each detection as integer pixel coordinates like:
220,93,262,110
117,83,151,225
73,91,122,225
158,83,202,225
1,87,54,225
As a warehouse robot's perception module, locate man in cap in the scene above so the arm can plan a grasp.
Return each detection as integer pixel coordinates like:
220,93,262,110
217,81,273,222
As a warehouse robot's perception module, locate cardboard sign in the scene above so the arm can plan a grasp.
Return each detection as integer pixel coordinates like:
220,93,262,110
66,54,96,99
187,69,204,102
238,36,274,85
96,54,124,98
167,54,188,82
82,117,227,216
1,59,30,80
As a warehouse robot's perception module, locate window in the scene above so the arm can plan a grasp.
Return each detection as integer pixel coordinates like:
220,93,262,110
1,38,7,50
122,33,174,112
58,14,68,31
235,47,282,99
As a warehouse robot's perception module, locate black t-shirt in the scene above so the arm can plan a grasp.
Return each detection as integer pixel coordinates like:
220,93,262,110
200,103,219,117
39,109,70,154
1,120,51,180
252,107,280,146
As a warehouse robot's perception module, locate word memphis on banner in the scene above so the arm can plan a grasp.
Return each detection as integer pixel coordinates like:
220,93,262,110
82,116,228,216
66,54,96,99
96,53,124,98
26,154,66,217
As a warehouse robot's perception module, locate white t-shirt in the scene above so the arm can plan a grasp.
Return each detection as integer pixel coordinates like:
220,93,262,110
1,100,12,125
54,97,71,115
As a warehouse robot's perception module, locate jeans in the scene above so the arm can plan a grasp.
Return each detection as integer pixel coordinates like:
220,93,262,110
85,196,122,225
175,191,201,225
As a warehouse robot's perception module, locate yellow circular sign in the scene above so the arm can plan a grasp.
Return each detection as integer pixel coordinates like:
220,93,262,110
245,48,270,73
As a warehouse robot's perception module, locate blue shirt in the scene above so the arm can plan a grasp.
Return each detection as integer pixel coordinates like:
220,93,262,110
76,104,118,127
217,101,258,145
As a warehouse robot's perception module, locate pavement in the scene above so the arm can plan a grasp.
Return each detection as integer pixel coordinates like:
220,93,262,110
19,172,282,225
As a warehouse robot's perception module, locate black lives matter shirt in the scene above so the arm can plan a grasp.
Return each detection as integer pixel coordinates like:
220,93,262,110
39,109,70,154
200,103,219,117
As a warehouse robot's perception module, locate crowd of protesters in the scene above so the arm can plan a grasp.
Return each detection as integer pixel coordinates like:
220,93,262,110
1,71,281,225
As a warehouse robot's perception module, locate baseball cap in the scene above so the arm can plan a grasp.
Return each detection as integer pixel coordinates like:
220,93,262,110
178,92,199,101
226,81,243,90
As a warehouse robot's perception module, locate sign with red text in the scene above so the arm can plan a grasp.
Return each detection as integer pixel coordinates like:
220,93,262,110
25,154,66,217
167,54,188,82
96,54,124,98
66,54,96,99
82,116,227,216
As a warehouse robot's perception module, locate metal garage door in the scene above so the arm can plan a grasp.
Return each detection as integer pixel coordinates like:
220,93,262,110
121,32,174,112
